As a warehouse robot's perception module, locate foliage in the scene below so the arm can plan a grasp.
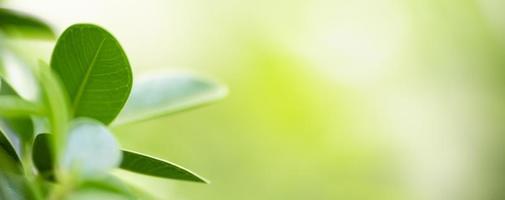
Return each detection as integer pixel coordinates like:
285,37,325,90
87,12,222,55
0,7,226,199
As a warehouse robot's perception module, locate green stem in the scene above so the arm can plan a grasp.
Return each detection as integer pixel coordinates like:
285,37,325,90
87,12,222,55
48,174,76,200
22,144,43,200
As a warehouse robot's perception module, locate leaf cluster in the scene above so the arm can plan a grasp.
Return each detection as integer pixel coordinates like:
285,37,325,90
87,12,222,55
0,7,226,199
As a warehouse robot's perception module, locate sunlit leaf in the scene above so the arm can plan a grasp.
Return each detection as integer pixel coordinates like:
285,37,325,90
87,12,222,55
0,8,55,39
113,73,227,126
61,118,122,175
0,51,41,102
32,133,54,180
51,24,132,125
120,150,208,183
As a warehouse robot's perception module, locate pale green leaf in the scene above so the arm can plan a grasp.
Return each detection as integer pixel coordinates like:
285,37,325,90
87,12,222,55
0,95,44,117
113,73,227,126
51,24,132,125
61,118,122,175
37,61,71,162
120,150,208,183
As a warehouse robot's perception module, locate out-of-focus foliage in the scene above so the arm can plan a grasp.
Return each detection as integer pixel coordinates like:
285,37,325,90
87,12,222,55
0,8,54,39
4,0,505,199
113,73,227,126
0,9,226,198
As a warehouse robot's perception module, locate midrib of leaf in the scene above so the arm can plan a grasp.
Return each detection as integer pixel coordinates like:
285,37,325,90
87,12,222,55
72,38,106,111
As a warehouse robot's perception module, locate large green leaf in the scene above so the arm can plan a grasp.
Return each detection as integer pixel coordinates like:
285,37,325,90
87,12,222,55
51,24,133,125
0,8,55,39
61,118,122,175
32,133,54,180
113,73,227,126
120,150,208,183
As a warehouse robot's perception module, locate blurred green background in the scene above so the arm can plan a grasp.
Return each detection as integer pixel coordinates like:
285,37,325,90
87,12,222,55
5,0,505,199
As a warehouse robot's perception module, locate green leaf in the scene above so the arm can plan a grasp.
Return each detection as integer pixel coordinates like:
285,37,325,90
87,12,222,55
51,24,132,125
0,95,44,117
120,150,208,183
32,133,54,180
61,118,122,175
0,8,55,39
113,73,227,126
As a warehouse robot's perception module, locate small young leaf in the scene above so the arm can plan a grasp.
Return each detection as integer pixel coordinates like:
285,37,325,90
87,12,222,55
0,95,44,117
113,73,227,126
51,24,132,125
120,150,208,183
0,8,55,39
61,118,122,175
32,133,54,180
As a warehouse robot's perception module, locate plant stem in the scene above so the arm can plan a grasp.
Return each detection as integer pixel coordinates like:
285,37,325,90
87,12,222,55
22,144,43,200
48,174,76,200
